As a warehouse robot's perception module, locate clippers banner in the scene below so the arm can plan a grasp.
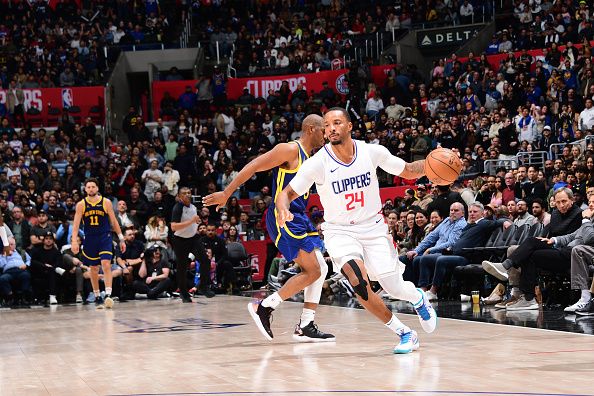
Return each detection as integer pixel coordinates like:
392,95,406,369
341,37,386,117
151,65,396,120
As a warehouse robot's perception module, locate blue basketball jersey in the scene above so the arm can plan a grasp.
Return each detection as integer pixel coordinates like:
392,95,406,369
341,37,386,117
270,141,310,214
266,141,323,261
82,196,111,236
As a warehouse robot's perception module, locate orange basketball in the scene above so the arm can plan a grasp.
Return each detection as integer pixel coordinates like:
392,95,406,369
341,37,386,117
424,148,462,185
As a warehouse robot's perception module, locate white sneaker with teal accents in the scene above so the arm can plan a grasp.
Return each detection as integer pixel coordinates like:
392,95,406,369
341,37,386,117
394,330,419,354
413,288,437,333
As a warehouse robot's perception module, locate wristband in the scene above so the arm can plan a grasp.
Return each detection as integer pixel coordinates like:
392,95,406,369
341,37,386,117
118,233,125,242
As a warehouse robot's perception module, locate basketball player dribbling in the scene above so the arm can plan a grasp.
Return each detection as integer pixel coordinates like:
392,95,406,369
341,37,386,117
276,107,437,353
71,178,127,309
203,114,335,342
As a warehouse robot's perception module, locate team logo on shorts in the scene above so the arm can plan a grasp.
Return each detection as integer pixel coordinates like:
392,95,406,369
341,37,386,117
336,74,349,95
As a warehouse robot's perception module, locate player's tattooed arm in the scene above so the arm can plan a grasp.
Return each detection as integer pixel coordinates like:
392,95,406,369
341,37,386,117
400,160,425,179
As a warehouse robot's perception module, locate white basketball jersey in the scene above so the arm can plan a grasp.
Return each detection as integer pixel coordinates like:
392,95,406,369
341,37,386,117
290,140,405,226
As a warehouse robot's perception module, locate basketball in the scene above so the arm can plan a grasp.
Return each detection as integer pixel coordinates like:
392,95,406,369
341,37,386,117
424,147,462,185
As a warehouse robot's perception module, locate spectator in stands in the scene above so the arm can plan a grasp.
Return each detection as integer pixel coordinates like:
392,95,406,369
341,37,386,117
7,206,31,251
116,228,146,297
133,244,173,299
522,166,548,205
459,0,474,24
428,184,468,219
483,188,583,310
514,200,536,226
30,210,56,247
412,184,433,210
532,198,551,226
116,201,138,231
144,215,168,249
418,202,512,300
0,237,32,307
400,202,467,285
127,187,149,225
141,160,163,201
29,231,64,305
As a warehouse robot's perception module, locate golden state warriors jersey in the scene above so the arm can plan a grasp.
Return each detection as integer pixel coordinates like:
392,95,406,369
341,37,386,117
82,197,111,235
270,141,310,213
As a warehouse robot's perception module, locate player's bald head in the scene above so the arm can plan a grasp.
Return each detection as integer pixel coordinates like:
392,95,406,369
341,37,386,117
302,114,323,130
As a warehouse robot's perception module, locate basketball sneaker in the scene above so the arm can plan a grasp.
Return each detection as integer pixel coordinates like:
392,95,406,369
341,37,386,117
394,330,419,354
104,296,114,309
95,296,105,309
576,298,594,316
247,301,274,341
413,288,437,333
293,322,336,342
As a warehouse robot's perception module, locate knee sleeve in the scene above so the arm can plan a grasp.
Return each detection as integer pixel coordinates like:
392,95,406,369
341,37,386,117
378,272,419,303
303,250,328,304
340,259,369,301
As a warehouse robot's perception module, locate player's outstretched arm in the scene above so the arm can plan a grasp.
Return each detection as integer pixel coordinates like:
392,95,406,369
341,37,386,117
400,160,426,180
202,143,298,210
276,185,300,228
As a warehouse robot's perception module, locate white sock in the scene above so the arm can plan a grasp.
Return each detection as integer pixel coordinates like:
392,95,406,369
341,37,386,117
385,314,410,335
581,289,591,302
105,287,112,297
511,287,521,297
262,292,283,309
94,290,100,297
300,308,316,328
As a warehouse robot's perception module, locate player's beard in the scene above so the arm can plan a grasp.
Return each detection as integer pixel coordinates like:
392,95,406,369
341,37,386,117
330,138,342,145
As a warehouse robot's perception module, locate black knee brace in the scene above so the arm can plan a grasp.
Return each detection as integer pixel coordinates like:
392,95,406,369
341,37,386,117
341,259,369,301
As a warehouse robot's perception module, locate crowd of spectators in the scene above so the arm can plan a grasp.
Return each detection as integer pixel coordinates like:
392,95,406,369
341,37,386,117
2,0,594,311
0,0,181,92
197,0,493,77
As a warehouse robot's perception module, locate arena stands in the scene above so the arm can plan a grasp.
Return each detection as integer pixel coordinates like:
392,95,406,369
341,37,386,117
1,0,593,317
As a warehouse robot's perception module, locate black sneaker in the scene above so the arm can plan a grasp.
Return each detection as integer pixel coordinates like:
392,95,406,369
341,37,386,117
199,287,216,298
247,301,274,340
576,298,594,316
95,296,105,309
181,292,193,303
293,321,336,342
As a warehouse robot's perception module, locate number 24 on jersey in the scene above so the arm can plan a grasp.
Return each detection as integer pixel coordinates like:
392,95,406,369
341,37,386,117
345,191,365,211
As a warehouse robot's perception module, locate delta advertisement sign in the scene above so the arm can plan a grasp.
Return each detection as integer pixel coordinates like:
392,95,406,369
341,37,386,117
151,65,396,119
0,86,104,118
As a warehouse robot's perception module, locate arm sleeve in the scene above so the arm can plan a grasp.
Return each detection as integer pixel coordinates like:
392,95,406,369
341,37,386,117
171,203,183,223
289,154,324,196
368,144,406,176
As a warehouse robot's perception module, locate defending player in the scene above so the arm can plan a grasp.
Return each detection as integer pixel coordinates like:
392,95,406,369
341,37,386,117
71,178,126,309
203,114,335,342
276,108,437,353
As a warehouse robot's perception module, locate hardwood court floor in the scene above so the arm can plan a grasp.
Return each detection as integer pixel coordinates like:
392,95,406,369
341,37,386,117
1,296,593,396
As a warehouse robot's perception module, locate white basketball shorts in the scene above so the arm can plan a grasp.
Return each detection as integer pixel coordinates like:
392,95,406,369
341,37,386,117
321,214,400,280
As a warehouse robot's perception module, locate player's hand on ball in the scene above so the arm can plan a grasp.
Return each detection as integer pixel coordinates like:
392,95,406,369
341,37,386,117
277,209,294,228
